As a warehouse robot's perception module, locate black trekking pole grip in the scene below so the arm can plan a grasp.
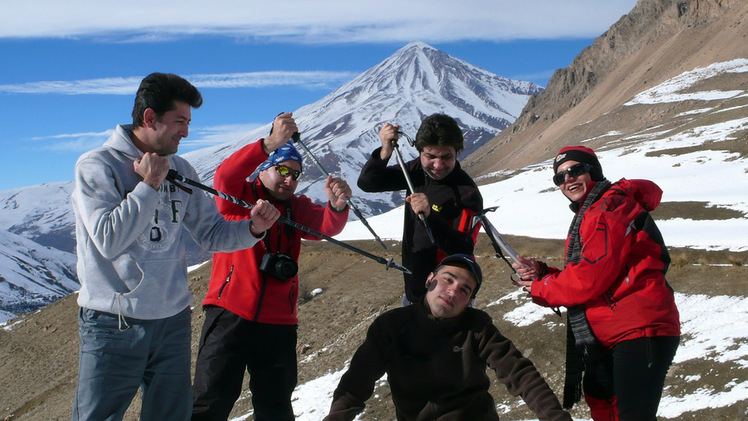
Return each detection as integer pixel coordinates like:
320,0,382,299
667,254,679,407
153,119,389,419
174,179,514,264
390,137,435,244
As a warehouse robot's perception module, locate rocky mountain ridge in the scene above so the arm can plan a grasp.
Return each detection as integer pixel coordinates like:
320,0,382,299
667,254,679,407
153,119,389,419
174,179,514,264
465,0,748,176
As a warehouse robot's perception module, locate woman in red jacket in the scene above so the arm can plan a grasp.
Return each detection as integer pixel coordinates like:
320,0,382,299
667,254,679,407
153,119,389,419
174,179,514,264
513,146,680,421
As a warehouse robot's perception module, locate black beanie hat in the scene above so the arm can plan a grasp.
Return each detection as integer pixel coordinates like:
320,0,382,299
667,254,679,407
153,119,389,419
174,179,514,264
553,146,605,181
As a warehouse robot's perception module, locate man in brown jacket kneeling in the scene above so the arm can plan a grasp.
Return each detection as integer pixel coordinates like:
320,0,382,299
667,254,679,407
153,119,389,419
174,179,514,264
324,254,572,421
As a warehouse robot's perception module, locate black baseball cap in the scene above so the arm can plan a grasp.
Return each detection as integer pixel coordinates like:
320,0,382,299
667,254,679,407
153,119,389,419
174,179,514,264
438,254,483,297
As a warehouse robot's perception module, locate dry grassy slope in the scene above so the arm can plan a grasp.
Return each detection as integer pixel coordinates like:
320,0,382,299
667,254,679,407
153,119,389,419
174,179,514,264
464,0,748,178
1,237,746,421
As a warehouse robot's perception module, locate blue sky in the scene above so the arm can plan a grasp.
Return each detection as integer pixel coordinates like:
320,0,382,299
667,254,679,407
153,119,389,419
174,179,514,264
0,0,636,191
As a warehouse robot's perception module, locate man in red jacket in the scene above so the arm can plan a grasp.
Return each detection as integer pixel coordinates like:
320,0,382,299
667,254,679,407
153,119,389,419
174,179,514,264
513,146,680,421
192,113,352,421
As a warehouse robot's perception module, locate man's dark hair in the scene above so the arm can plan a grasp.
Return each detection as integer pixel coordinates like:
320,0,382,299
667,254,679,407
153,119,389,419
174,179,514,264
414,113,464,154
132,73,203,127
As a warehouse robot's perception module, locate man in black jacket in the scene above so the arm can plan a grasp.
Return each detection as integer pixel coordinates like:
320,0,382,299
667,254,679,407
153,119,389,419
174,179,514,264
324,254,572,421
358,114,483,304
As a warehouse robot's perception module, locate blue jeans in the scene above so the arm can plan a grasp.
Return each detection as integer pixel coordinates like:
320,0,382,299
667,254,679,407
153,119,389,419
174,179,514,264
72,307,192,421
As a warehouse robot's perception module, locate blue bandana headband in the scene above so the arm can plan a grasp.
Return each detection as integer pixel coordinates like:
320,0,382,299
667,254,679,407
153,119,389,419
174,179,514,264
250,140,303,180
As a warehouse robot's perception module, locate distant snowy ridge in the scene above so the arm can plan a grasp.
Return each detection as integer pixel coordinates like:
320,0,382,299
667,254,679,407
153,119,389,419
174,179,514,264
0,181,78,323
0,229,78,322
0,181,75,251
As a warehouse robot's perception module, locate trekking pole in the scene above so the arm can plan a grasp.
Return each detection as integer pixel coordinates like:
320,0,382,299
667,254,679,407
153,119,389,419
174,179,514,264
291,132,388,250
391,132,435,244
476,207,561,316
474,207,527,276
165,170,411,274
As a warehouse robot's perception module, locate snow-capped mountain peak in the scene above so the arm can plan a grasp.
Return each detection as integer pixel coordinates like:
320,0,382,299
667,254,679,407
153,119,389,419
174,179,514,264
184,41,542,215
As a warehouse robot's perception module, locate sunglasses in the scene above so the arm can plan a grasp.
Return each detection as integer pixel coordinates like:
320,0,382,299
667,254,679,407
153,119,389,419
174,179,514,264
274,164,301,181
553,163,592,186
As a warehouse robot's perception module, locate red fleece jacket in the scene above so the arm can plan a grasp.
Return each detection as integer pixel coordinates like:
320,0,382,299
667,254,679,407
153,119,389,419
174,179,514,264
202,140,349,324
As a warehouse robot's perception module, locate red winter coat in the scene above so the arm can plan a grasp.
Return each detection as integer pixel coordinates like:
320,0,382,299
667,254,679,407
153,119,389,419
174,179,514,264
531,178,680,348
202,140,349,325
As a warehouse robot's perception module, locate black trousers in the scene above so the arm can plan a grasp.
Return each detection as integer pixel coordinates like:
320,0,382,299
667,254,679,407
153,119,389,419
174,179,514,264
584,335,680,421
192,306,298,421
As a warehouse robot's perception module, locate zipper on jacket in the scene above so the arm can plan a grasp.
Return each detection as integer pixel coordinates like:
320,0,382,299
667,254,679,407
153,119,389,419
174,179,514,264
603,288,619,310
253,275,268,321
288,279,297,316
217,265,234,299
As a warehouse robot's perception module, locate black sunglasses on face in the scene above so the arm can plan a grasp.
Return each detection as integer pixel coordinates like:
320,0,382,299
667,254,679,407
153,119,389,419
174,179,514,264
553,163,592,186
274,164,301,181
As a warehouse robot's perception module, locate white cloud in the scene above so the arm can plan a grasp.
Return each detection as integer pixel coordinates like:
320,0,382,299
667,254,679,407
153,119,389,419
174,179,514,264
180,124,264,151
30,129,114,152
188,71,358,90
0,71,358,95
0,77,143,95
0,1,636,42
26,124,265,154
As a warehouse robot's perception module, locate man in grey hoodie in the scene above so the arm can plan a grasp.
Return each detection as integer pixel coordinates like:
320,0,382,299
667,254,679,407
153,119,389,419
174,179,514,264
71,72,280,421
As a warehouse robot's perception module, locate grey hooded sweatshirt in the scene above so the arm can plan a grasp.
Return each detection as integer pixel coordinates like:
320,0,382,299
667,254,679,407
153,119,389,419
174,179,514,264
72,124,259,320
